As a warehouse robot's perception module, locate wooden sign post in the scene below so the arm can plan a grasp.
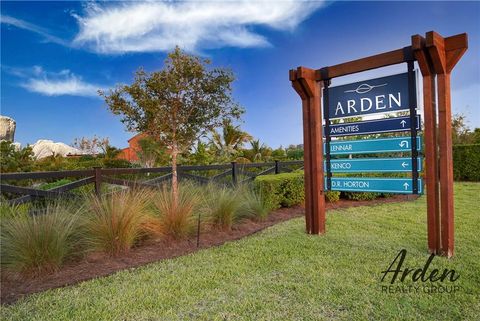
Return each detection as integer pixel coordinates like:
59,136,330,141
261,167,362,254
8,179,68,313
290,31,467,256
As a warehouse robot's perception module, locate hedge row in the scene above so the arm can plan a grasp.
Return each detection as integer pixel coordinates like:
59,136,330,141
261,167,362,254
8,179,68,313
453,144,480,181
254,172,402,209
253,172,341,209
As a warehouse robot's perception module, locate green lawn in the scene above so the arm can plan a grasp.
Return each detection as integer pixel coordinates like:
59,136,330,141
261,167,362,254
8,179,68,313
2,183,479,321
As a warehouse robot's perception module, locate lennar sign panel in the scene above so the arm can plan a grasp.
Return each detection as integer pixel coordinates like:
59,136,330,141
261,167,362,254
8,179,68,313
326,72,414,120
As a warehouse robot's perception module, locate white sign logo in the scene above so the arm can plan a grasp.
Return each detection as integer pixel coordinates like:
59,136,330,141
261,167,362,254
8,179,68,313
344,83,388,94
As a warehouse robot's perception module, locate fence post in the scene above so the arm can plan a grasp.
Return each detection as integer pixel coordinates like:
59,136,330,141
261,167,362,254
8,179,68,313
275,160,280,174
231,161,238,186
93,166,102,197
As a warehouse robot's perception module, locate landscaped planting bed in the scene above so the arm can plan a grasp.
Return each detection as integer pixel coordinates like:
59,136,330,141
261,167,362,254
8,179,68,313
0,183,478,320
0,181,413,304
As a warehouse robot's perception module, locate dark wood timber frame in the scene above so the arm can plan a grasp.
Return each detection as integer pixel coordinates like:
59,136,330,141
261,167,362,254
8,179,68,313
290,31,467,256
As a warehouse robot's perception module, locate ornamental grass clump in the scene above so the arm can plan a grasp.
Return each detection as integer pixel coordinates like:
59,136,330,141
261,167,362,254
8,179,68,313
85,188,153,256
0,202,83,275
0,200,30,219
147,184,200,239
205,184,242,230
239,187,270,221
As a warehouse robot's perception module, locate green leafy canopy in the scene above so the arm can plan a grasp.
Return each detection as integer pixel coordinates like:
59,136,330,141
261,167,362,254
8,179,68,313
99,47,244,154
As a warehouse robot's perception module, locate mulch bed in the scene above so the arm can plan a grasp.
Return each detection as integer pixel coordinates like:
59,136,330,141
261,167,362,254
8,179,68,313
1,195,417,305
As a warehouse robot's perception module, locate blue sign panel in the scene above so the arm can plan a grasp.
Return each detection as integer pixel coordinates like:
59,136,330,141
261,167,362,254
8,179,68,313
326,72,415,120
324,158,422,173
324,115,421,137
326,177,423,194
324,137,422,155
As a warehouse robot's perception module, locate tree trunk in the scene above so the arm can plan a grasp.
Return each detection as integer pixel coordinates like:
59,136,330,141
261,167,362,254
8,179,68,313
171,147,179,207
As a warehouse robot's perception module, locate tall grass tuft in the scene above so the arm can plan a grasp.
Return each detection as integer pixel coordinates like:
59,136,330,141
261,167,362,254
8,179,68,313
85,188,153,256
1,202,83,275
239,187,270,221
204,184,242,230
147,184,200,239
0,200,30,220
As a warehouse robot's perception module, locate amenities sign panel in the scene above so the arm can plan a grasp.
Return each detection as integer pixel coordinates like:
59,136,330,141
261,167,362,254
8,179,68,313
324,137,422,155
326,177,423,194
324,116,421,137
326,72,413,120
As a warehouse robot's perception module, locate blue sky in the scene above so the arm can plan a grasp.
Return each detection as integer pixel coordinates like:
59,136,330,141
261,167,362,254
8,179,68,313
1,1,479,149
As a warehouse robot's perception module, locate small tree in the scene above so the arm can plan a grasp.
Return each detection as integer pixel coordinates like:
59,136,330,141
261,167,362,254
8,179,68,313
100,47,243,203
73,135,110,157
452,113,474,145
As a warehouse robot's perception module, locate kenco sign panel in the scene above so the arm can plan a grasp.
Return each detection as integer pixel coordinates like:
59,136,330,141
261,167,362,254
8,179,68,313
324,115,421,137
324,157,423,173
324,137,422,155
325,72,415,120
325,177,423,194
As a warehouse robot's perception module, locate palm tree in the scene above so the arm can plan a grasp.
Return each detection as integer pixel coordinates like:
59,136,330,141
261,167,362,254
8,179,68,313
249,139,272,162
210,119,252,161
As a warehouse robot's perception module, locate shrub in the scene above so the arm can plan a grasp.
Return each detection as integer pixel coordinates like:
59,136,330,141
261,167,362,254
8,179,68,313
343,192,380,201
254,172,304,209
38,179,73,191
149,184,199,239
102,158,132,168
239,187,270,221
253,175,283,210
0,202,83,274
453,144,480,181
0,141,35,173
204,184,242,230
281,173,305,207
85,188,153,256
325,191,341,203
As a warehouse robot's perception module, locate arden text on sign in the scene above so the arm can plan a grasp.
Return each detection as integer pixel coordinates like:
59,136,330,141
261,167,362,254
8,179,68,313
324,115,421,137
324,137,422,155
326,72,415,120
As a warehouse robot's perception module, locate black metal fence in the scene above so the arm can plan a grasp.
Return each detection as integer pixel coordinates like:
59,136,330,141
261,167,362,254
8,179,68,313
0,161,304,205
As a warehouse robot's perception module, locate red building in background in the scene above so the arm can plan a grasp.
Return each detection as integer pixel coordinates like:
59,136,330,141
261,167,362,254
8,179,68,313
117,133,148,162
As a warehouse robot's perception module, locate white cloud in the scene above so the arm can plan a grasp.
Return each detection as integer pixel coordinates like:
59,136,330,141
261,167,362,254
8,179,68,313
73,1,324,54
12,66,103,97
0,15,70,47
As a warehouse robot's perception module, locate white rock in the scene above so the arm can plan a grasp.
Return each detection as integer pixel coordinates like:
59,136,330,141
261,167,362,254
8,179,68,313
0,115,16,142
31,140,82,159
